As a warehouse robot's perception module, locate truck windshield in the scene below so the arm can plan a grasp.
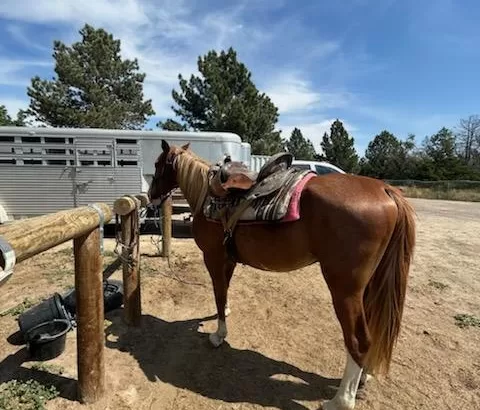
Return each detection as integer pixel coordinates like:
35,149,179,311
315,165,338,175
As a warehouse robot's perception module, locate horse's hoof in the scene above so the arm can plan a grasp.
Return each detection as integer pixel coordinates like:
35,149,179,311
321,399,354,410
209,332,224,347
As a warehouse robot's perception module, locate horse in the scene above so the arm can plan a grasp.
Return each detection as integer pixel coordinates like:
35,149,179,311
147,140,416,410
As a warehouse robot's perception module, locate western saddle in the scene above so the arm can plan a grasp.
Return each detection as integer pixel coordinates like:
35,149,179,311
206,152,297,259
208,152,294,198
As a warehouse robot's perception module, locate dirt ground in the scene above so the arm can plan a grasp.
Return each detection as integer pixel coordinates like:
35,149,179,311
1,197,479,410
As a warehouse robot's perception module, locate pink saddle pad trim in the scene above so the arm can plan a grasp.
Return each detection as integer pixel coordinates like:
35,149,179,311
281,171,316,222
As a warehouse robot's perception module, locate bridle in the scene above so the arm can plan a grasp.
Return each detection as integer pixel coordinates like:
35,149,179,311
149,152,179,207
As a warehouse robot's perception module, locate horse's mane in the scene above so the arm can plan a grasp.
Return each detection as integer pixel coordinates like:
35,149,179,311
175,148,211,215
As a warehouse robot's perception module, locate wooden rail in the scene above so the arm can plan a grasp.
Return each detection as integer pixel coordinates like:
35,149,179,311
113,194,147,327
0,194,155,404
0,203,113,404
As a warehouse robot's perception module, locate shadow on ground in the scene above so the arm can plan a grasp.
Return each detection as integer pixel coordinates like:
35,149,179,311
105,309,340,410
0,346,77,401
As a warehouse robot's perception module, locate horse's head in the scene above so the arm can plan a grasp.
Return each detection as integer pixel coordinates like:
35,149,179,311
148,139,190,206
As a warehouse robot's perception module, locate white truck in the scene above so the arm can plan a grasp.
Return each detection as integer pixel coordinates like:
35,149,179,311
0,126,250,223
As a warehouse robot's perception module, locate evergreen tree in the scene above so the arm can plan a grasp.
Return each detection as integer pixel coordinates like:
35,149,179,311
27,24,154,129
422,127,471,179
157,118,187,131
285,127,316,160
320,119,359,172
0,105,28,126
361,131,414,179
163,47,284,155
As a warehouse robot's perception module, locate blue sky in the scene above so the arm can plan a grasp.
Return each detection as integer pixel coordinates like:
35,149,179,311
0,0,478,156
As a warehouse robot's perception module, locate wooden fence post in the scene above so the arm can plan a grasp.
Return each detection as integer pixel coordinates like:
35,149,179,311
113,196,141,327
162,197,172,258
74,227,105,404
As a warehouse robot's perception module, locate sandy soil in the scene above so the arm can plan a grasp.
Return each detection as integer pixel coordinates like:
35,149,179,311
0,198,479,410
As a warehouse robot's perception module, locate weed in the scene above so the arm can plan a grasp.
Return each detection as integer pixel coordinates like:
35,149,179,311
140,260,157,276
0,297,42,317
400,187,480,202
30,362,65,375
0,379,58,410
454,313,480,329
103,250,117,258
428,279,449,291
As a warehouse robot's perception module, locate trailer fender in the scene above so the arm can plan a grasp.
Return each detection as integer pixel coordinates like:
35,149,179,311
0,205,8,224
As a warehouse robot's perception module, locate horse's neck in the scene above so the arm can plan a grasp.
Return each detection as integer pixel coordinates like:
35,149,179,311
176,153,209,216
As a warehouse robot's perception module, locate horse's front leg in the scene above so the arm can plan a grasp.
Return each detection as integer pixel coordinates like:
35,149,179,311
203,251,236,347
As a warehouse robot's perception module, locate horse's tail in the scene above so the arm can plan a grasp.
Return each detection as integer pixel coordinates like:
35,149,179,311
363,185,416,376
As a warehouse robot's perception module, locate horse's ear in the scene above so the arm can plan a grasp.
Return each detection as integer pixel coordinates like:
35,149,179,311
161,139,170,152
181,142,190,151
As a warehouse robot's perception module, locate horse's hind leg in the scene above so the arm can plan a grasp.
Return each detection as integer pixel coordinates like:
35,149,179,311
203,251,236,347
322,289,372,410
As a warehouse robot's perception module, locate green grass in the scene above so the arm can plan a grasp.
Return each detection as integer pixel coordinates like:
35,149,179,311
0,379,58,410
0,297,43,317
29,363,65,375
454,313,480,329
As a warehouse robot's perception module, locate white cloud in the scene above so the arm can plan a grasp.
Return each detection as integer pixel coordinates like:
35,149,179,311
0,0,353,126
0,59,50,86
0,0,268,120
0,0,148,26
263,72,353,114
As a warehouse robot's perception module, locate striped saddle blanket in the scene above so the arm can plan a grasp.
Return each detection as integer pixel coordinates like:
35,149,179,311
203,168,314,224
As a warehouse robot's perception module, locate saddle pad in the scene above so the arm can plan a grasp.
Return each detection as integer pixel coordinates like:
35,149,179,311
203,170,315,223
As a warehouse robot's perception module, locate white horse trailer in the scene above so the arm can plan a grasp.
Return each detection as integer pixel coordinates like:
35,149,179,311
0,126,249,223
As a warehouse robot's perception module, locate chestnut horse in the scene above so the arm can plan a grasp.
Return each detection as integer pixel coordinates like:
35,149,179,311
148,140,416,410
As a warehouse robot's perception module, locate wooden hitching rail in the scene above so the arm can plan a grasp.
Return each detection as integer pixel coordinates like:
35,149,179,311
0,195,147,404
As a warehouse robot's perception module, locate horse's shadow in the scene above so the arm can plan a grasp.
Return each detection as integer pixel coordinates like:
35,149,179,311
105,309,340,410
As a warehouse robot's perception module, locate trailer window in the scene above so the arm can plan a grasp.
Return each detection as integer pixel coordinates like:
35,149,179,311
0,136,14,142
45,137,66,144
98,160,111,166
22,136,41,143
24,159,42,165
0,158,16,165
117,160,137,167
116,139,137,144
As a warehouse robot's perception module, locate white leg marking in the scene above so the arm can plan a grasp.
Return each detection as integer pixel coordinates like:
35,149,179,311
225,302,231,317
209,319,227,347
360,372,372,386
323,352,363,410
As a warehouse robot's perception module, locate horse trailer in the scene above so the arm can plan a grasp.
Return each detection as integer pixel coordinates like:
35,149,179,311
0,126,250,223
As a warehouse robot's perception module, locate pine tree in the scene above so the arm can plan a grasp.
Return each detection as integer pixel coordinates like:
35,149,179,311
27,24,155,129
286,127,316,160
0,105,28,126
320,119,359,172
162,47,284,155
